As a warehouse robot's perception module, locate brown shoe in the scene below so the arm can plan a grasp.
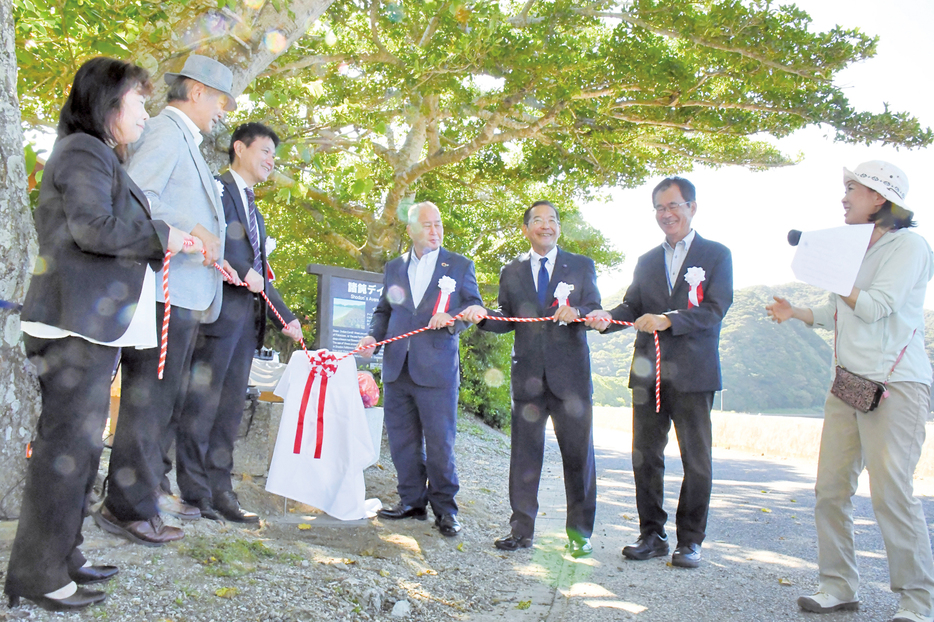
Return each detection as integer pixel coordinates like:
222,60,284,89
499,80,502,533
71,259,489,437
93,505,184,547
156,491,201,520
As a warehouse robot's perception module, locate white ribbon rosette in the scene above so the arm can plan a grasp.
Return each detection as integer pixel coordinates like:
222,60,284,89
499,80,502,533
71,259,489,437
685,266,706,308
554,281,575,325
434,275,457,314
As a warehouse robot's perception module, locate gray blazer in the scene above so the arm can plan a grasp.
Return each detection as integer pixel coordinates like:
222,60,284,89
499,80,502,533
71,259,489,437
126,110,226,322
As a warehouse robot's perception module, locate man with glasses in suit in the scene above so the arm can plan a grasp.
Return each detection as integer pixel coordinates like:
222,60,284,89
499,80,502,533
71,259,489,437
586,177,733,569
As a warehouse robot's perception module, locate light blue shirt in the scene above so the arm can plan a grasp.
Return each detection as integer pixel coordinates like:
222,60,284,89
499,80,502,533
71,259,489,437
663,229,696,293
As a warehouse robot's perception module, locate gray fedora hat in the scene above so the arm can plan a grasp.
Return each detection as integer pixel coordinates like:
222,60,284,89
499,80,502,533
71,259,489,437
164,54,237,111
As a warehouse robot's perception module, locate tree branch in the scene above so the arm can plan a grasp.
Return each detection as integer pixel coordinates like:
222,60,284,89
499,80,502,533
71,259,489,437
576,7,829,81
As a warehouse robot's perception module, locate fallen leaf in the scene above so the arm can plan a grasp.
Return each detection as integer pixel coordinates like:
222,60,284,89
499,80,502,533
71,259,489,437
215,587,238,599
379,569,390,577
516,600,531,610
456,542,465,552
779,578,793,586
298,523,311,530
761,508,771,513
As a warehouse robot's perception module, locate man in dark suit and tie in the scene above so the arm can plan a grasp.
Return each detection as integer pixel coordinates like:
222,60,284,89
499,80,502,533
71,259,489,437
174,122,302,522
461,200,602,558
586,176,733,568
358,201,483,537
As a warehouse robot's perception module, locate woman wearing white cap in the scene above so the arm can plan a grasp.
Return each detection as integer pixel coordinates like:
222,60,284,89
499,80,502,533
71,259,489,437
767,161,934,622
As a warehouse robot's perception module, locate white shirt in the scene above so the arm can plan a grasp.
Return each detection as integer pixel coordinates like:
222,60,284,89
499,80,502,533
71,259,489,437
407,247,439,307
22,266,158,349
663,229,696,293
228,168,252,217
163,106,203,147
530,246,558,291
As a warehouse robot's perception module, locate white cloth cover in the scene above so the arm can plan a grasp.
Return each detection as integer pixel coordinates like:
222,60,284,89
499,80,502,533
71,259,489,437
266,351,380,520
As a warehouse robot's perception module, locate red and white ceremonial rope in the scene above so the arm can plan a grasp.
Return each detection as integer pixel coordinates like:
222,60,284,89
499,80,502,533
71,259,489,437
157,240,194,380
162,256,664,438
341,315,663,413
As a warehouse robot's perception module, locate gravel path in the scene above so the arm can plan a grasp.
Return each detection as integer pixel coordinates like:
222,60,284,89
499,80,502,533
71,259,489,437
1,413,932,621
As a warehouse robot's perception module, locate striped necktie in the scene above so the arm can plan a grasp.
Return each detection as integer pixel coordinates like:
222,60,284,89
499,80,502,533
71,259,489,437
244,187,263,274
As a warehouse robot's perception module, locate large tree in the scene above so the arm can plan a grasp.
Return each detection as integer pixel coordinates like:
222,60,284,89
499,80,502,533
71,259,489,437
241,0,931,277
0,0,40,519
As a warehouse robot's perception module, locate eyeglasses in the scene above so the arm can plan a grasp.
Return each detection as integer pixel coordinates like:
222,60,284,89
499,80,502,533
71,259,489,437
529,217,560,227
653,201,692,214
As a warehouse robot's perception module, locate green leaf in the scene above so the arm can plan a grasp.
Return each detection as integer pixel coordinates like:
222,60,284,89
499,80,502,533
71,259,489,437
263,91,278,107
350,179,367,195
24,143,37,176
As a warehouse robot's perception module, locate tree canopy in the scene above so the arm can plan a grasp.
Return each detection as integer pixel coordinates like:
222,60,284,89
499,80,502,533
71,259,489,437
14,0,932,278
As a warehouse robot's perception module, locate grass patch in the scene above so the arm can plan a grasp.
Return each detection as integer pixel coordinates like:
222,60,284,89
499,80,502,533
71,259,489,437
181,537,276,577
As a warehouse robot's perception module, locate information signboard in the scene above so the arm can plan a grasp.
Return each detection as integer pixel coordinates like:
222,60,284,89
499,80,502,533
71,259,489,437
307,264,384,367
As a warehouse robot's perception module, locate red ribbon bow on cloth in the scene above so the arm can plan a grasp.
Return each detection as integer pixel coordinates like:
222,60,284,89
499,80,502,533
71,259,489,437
294,351,339,458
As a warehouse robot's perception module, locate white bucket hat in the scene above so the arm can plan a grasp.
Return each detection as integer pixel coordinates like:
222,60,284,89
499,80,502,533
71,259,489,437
843,160,910,210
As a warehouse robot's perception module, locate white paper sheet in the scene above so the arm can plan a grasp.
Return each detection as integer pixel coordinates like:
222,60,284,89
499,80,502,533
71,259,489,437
791,224,874,296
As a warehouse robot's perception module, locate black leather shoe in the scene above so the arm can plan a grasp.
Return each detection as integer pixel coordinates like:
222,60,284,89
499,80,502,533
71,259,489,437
212,491,260,524
71,565,118,585
671,543,702,568
622,533,669,560
494,533,533,551
8,587,106,611
568,538,593,558
377,503,428,521
435,513,462,537
191,498,222,521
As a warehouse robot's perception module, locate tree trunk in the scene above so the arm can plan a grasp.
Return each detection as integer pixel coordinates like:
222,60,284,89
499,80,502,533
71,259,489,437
0,0,41,519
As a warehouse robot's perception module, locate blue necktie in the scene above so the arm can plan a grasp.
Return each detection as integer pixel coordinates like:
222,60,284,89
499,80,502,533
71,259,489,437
537,257,549,307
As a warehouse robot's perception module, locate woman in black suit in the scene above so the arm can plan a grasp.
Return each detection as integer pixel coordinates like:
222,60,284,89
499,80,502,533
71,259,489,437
4,57,200,611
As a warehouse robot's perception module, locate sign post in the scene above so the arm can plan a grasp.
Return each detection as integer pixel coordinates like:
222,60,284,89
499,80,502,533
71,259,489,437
306,264,384,367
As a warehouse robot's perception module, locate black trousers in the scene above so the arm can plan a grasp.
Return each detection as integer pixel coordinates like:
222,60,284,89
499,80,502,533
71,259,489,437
509,383,596,541
175,293,256,503
104,303,200,521
5,336,117,597
632,383,714,546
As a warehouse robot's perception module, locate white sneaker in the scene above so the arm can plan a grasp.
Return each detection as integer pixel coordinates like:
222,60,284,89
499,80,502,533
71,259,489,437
893,609,934,622
797,592,860,613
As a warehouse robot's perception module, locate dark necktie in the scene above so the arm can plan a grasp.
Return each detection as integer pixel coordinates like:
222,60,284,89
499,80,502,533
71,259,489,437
537,257,549,307
244,187,263,274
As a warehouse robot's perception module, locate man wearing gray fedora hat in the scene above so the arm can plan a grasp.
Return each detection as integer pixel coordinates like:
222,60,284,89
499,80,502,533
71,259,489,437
96,54,237,544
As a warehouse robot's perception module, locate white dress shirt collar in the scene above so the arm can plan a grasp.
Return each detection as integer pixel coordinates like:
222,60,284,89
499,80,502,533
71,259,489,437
163,106,204,147
408,247,440,307
529,246,558,289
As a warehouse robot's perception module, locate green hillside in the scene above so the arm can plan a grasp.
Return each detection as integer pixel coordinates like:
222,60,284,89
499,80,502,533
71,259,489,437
590,283,934,413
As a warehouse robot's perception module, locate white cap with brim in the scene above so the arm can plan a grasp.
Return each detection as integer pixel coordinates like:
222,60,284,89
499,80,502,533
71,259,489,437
843,160,910,211
164,54,237,112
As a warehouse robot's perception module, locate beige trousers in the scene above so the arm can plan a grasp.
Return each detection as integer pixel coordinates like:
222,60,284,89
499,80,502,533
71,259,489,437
816,381,934,616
